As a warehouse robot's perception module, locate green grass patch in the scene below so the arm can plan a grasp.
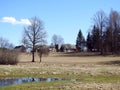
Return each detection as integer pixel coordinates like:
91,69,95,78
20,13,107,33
0,81,70,90
80,75,120,83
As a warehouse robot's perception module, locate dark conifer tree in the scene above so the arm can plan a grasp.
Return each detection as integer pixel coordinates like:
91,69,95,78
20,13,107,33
103,27,113,53
76,30,85,51
86,32,93,51
92,25,100,52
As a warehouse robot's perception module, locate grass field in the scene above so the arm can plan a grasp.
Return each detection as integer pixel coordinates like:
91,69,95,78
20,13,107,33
0,52,120,90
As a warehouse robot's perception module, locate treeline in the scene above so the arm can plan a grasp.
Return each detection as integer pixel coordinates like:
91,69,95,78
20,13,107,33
76,10,120,55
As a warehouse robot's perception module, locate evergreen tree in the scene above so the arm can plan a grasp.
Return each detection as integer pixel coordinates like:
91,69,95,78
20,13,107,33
86,32,93,51
113,29,120,54
76,30,85,51
103,27,113,54
92,25,100,52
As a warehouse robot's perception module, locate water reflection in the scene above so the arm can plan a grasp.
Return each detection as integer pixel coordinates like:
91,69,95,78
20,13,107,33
0,77,79,86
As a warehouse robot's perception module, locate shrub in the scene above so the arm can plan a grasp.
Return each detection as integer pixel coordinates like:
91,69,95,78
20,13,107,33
0,49,19,65
37,46,49,62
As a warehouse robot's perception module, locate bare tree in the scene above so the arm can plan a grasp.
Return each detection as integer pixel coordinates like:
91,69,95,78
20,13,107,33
52,34,58,45
23,17,47,62
0,37,14,49
58,36,64,45
37,45,49,62
52,34,64,45
93,10,107,54
52,34,64,52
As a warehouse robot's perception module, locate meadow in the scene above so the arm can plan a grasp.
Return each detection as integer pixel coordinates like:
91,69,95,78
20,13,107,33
0,52,120,90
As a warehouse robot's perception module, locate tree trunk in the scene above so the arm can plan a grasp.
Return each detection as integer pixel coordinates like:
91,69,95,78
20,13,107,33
32,43,35,62
40,53,42,63
32,51,35,62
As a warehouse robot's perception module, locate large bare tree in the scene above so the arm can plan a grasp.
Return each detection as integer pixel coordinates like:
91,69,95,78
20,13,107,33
23,17,47,62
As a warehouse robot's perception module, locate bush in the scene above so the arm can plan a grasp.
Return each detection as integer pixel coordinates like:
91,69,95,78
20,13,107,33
37,46,49,62
0,49,19,65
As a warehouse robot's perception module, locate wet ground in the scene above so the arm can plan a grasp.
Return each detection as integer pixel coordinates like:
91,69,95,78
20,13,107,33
0,77,79,86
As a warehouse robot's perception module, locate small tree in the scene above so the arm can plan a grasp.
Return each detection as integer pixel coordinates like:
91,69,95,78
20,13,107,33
37,46,49,62
22,17,47,62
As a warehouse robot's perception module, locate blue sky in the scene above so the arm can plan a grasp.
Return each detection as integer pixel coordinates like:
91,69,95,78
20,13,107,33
0,0,120,46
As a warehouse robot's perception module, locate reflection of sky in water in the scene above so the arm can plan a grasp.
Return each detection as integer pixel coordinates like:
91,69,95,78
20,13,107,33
46,78,51,82
0,77,78,86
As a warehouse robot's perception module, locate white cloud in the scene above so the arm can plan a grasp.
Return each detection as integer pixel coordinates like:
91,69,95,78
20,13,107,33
19,19,31,25
1,17,31,25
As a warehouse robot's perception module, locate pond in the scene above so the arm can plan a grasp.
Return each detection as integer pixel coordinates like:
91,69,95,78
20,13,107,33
0,77,79,86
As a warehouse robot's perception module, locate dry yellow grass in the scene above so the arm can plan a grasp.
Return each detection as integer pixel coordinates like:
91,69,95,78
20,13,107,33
17,52,120,78
19,52,120,64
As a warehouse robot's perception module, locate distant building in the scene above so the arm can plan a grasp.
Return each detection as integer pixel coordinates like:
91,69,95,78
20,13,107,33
49,45,56,52
60,44,77,52
14,45,26,52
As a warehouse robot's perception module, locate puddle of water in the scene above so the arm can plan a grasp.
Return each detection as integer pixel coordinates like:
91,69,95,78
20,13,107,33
0,77,79,86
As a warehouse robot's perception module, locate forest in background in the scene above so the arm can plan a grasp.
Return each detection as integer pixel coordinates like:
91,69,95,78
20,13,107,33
76,10,120,55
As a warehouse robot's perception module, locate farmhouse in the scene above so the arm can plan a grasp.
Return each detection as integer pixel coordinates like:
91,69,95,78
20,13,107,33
60,44,76,52
14,45,26,52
